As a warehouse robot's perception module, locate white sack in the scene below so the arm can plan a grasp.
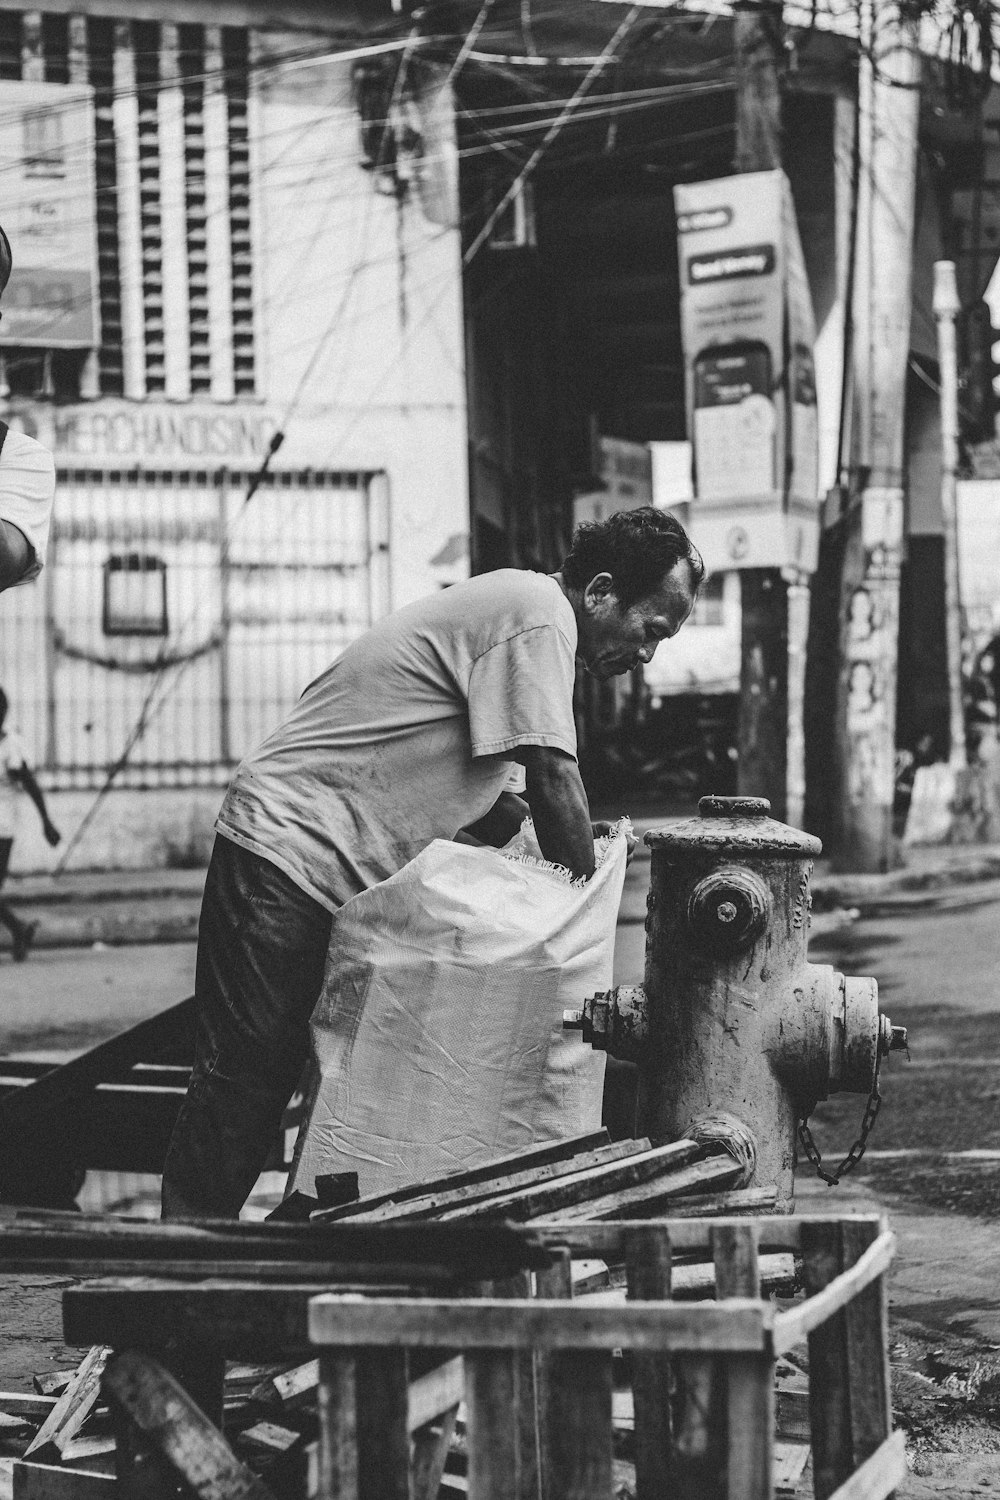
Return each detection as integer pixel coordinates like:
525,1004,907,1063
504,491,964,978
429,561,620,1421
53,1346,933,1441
290,820,629,1199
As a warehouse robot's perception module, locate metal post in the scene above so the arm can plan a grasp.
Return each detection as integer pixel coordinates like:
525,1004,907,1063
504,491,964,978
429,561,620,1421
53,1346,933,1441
932,261,968,771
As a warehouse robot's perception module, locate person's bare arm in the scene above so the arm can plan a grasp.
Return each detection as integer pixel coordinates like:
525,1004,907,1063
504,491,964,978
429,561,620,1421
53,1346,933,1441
0,520,31,593
461,789,530,848
514,744,595,880
11,764,60,845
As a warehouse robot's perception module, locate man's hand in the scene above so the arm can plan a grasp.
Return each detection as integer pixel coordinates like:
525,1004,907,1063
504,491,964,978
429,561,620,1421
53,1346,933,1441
592,819,637,863
42,819,61,848
514,745,595,881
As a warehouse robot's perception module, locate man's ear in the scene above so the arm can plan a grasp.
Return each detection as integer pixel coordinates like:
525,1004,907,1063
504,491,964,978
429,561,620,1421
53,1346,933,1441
582,572,615,612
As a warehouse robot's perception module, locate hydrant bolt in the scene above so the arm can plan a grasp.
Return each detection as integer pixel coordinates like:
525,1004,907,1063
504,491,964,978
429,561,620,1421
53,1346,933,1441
686,866,772,954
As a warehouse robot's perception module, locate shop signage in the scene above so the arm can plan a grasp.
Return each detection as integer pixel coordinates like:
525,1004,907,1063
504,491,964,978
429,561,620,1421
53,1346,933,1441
0,82,100,348
674,169,820,573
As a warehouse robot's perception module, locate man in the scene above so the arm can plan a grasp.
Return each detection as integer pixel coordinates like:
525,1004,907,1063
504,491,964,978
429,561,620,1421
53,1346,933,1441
0,689,61,960
0,226,57,595
161,506,703,1219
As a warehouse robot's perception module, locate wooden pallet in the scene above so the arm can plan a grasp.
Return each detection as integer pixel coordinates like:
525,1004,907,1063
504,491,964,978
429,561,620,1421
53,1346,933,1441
19,1212,906,1500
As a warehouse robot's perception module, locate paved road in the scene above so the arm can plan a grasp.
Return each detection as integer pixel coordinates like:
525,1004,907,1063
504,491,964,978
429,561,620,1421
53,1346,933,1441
0,942,196,1057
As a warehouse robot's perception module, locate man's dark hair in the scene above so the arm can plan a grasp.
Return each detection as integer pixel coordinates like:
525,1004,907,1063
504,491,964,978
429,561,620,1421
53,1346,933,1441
562,506,705,609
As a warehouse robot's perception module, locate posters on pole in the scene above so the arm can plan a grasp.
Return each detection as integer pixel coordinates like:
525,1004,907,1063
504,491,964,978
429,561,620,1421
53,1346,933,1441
0,82,100,348
674,169,820,573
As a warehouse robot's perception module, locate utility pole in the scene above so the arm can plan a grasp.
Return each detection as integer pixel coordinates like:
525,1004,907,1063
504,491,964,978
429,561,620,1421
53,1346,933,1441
830,1,921,871
732,0,802,821
932,260,968,772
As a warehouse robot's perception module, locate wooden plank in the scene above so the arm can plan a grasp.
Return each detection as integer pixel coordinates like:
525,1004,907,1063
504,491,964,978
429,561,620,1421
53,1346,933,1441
7,1216,552,1280
825,1431,907,1500
409,1357,465,1434
308,1295,772,1354
714,1224,773,1500
313,1130,610,1221
12,1461,116,1500
250,1359,319,1411
240,1422,300,1453
842,1221,893,1471
536,1251,571,1500
103,1350,274,1500
59,1436,116,1463
356,1351,410,1500
412,1408,458,1500
0,1395,57,1422
530,1154,741,1221
24,1346,112,1461
467,1350,521,1500
1,997,195,1129
529,1214,884,1259
317,1354,356,1500
32,1372,74,1398
440,1141,705,1222
355,1139,652,1222
668,1188,779,1219
772,1233,896,1356
799,1222,852,1500
544,1353,613,1500
625,1224,673,1500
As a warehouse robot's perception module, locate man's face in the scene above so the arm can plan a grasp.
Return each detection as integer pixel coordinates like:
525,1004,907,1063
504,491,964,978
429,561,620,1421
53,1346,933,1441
577,559,697,680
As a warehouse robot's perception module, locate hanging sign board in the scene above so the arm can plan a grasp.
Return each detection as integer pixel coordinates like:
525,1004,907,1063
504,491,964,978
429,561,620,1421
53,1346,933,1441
0,81,100,348
674,169,819,573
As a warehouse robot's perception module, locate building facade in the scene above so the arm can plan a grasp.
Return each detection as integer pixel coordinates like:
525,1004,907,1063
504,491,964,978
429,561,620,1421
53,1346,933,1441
2,6,470,868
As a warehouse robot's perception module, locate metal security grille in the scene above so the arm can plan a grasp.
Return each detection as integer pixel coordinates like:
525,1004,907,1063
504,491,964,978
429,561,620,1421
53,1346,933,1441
222,28,255,398
178,23,210,396
88,16,125,396
135,20,165,395
5,468,389,790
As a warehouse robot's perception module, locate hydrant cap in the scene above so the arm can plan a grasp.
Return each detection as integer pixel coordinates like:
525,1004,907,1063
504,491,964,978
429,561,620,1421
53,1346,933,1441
644,795,823,857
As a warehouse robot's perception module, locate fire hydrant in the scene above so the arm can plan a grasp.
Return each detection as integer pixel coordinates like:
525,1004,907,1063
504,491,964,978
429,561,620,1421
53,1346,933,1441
565,795,906,1210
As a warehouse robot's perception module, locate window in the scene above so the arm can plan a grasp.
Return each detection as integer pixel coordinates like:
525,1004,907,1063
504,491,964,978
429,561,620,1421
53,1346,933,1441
102,553,168,637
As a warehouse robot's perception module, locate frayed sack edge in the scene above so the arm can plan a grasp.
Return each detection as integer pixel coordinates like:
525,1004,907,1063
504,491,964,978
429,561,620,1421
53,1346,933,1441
500,815,634,888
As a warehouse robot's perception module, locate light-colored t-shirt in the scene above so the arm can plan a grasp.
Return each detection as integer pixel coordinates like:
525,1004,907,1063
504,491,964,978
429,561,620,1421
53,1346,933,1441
0,730,29,839
0,427,56,585
217,569,579,912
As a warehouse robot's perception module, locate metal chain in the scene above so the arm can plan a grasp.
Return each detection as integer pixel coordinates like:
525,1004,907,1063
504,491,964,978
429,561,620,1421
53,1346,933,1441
797,1072,883,1187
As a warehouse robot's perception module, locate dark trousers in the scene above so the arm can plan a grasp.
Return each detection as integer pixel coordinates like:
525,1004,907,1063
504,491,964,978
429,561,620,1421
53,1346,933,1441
161,835,333,1220
0,837,27,941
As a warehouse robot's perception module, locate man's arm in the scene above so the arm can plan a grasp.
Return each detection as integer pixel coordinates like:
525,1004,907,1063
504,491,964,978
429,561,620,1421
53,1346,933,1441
514,745,595,880
11,764,60,846
0,519,31,593
461,789,530,848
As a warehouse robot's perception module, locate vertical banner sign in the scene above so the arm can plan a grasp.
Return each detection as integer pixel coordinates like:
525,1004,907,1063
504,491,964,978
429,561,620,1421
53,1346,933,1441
674,169,819,572
0,82,100,348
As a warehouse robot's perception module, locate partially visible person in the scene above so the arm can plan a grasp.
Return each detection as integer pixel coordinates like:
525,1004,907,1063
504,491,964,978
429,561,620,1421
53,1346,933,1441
0,225,56,595
0,688,60,960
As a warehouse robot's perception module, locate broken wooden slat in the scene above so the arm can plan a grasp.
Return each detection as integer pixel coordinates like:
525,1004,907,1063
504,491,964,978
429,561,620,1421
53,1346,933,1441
58,1435,116,1463
240,1422,300,1454
0,1394,58,1422
313,1129,610,1222
411,1408,458,1500
668,1187,779,1218
24,1347,111,1462
408,1357,464,1434
32,1372,74,1399
12,1461,116,1500
536,1249,572,1500
438,1141,704,1222
102,1350,274,1500
773,1232,896,1355
249,1359,319,1411
317,1355,356,1500
533,1153,742,1222
572,1253,798,1304
355,1138,653,1223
